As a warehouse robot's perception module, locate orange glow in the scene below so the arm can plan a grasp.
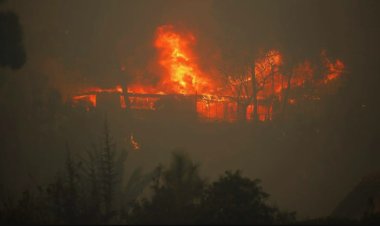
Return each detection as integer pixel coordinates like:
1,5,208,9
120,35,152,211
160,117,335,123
196,96,237,122
72,94,96,107
116,85,123,93
81,85,123,94
291,61,313,87
120,95,127,109
70,25,345,123
129,97,159,110
288,98,296,105
73,85,124,110
255,50,282,82
154,25,215,95
321,50,345,83
127,84,164,95
246,104,271,122
130,134,140,150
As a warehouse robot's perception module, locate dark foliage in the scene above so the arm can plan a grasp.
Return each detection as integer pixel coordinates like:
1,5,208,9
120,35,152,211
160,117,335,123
1,144,380,225
197,170,295,224
128,153,295,225
0,11,26,70
0,148,297,225
128,152,206,224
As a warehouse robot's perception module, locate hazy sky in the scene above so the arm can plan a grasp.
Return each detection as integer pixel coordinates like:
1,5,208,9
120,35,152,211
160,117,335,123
1,0,380,219
2,0,366,95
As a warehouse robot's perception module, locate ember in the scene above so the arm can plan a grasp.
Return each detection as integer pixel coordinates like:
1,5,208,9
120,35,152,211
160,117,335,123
130,134,140,150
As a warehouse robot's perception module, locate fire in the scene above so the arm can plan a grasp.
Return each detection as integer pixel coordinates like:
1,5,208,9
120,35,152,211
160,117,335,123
72,85,124,108
70,24,345,123
291,61,313,87
154,25,215,94
130,134,140,150
81,85,123,94
288,98,297,105
120,95,127,109
129,97,159,110
255,50,282,82
254,50,283,99
72,94,96,108
196,95,237,122
321,50,345,83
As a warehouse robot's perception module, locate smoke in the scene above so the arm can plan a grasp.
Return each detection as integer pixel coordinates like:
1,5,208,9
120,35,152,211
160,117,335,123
1,0,380,220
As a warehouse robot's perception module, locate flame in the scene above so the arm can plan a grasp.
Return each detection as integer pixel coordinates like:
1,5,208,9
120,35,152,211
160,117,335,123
127,84,164,95
254,50,283,99
246,104,270,121
72,94,96,107
130,134,140,150
81,85,123,94
291,61,313,87
72,85,124,109
154,25,214,94
196,96,237,122
70,24,345,123
120,95,127,109
255,50,282,82
321,50,345,83
129,97,159,110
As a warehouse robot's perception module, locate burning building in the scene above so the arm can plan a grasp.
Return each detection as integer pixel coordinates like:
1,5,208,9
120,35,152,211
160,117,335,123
71,24,345,122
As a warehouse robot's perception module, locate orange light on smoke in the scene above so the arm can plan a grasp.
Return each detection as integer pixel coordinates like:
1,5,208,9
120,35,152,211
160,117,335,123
71,25,345,123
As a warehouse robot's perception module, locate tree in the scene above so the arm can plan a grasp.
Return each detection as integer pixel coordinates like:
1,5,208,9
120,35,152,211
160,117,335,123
128,152,296,225
84,118,128,223
99,120,117,219
63,143,80,223
0,11,26,70
128,151,206,224
44,143,83,224
197,170,295,225
221,61,252,122
45,120,128,224
221,50,282,123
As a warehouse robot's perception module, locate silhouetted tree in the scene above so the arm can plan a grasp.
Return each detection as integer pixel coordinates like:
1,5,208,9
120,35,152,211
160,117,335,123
129,151,206,224
0,11,26,70
128,152,296,225
44,143,83,224
197,170,295,224
80,119,128,223
80,143,102,222
99,120,117,220
120,167,160,223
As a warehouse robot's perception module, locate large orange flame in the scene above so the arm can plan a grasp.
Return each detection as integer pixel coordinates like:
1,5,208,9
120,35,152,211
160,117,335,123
71,24,345,123
154,25,215,94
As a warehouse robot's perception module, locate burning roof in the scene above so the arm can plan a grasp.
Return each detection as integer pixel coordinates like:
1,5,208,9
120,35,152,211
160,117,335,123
71,24,345,122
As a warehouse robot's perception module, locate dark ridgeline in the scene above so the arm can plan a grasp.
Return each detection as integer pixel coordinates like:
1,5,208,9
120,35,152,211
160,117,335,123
332,172,380,221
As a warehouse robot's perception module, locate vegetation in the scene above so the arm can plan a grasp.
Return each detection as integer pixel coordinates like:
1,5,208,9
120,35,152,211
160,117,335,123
0,124,297,225
0,1,379,225
1,126,378,225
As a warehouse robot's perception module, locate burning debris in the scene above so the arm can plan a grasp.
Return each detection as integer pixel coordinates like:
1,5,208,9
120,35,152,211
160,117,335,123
71,24,345,122
130,134,140,151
